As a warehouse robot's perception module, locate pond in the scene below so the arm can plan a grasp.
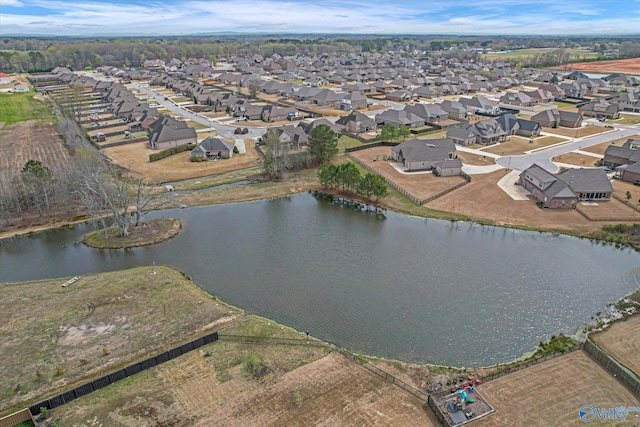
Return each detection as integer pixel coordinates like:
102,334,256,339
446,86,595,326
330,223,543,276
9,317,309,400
1,193,638,367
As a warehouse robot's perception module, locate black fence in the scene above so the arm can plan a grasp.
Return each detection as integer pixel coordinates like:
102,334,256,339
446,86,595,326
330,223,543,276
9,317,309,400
218,334,328,347
584,339,640,396
27,331,219,418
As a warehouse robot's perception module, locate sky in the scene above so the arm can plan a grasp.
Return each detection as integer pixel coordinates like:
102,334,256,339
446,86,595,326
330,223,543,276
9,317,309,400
1,0,640,37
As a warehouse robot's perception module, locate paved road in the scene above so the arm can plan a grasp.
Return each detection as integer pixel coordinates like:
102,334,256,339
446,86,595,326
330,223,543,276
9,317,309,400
495,124,640,172
129,83,268,149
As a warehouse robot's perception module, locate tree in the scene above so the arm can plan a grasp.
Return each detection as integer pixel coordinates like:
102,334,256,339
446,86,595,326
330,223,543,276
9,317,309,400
378,123,399,142
340,162,361,193
21,160,54,217
371,174,388,207
308,124,338,164
248,79,261,98
626,191,632,201
263,129,290,179
399,125,411,141
550,75,560,84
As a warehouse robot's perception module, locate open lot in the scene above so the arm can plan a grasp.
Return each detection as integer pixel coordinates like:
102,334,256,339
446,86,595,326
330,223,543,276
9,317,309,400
551,152,600,167
53,316,438,427
349,146,467,202
483,135,568,156
551,57,640,74
482,48,598,62
474,351,640,427
0,92,54,125
103,141,261,182
0,120,70,177
591,316,640,376
0,266,240,415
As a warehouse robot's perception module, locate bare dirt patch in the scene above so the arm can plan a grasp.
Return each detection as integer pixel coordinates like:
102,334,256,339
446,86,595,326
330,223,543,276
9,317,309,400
474,351,640,427
0,266,241,414
102,141,261,182
552,152,601,167
0,120,70,177
552,57,640,74
349,146,467,202
590,316,640,377
483,135,568,156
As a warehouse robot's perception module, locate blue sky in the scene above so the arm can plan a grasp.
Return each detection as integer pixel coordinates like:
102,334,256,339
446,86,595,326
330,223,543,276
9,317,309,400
1,0,639,36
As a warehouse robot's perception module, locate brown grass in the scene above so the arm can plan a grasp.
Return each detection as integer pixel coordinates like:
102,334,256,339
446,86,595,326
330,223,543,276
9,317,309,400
53,315,439,426
543,124,612,138
577,197,640,221
551,152,601,167
82,218,181,249
349,146,467,201
591,316,640,376
0,120,70,177
102,141,261,182
0,266,241,415
483,135,569,156
456,151,497,166
474,351,640,427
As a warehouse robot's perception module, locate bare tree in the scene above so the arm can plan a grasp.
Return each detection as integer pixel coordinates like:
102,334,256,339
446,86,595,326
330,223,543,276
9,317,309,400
263,129,290,180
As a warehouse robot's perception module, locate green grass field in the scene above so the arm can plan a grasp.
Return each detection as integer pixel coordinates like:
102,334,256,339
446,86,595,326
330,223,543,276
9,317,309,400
0,92,55,125
481,48,599,62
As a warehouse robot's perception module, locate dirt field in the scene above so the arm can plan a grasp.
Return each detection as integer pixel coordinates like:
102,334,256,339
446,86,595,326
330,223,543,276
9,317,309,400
552,57,640,74
349,146,468,202
552,152,601,167
543,124,611,139
483,135,568,156
0,120,70,176
474,351,640,427
591,316,640,376
613,179,640,204
102,141,262,182
0,266,241,414
53,317,439,427
426,170,599,232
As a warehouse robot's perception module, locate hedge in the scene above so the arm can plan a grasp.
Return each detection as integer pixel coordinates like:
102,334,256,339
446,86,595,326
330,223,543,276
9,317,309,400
149,144,192,162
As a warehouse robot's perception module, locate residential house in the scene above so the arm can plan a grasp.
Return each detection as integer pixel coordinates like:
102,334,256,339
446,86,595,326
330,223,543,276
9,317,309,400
610,92,640,113
538,84,566,101
440,100,473,121
404,103,449,125
386,90,413,102
446,127,477,146
519,164,613,208
191,137,235,160
148,115,197,150
261,105,300,122
500,91,536,107
496,114,541,137
390,138,459,172
12,82,29,92
339,91,368,111
336,111,376,133
602,143,640,169
467,118,507,145
458,96,499,115
375,109,425,129
578,99,620,119
531,110,583,128
0,72,11,84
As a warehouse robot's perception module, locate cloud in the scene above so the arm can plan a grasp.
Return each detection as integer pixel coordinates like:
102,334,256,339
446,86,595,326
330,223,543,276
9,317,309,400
1,0,639,35
0,0,24,6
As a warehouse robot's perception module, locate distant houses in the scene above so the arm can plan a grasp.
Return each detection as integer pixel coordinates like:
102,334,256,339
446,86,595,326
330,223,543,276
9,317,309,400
390,138,461,175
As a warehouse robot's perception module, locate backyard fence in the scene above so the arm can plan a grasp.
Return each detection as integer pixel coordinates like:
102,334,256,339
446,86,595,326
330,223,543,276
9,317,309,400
97,137,147,150
584,339,640,396
612,192,640,214
477,343,585,385
575,203,639,222
0,409,31,427
26,331,219,419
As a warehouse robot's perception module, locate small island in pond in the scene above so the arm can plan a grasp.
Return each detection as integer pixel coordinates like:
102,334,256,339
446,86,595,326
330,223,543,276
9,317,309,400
83,218,181,249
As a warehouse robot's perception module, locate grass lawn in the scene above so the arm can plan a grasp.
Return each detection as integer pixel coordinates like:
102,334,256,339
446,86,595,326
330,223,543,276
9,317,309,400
483,135,568,156
0,266,241,416
551,152,600,167
338,135,364,152
0,92,55,125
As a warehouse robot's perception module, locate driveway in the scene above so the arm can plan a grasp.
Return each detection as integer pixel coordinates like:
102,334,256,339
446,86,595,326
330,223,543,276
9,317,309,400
129,82,268,153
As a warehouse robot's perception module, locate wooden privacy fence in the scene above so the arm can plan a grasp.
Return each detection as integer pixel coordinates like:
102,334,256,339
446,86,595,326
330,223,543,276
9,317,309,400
584,339,640,396
26,331,219,418
0,409,31,427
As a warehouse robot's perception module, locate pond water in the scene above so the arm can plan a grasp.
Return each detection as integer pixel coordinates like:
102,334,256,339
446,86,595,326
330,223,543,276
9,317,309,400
1,193,639,367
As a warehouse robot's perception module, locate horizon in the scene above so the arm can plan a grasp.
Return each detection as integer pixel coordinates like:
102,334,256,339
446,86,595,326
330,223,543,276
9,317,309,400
1,0,640,37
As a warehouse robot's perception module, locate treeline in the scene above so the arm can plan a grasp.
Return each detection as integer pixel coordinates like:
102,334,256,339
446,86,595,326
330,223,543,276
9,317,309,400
317,162,388,207
1,35,639,73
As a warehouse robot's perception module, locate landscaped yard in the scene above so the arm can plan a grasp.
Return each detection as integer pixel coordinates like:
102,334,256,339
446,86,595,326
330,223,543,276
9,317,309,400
0,92,55,125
